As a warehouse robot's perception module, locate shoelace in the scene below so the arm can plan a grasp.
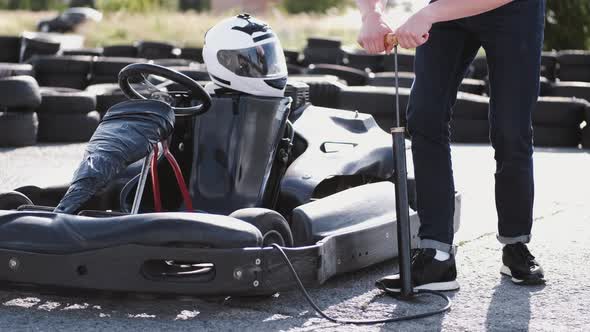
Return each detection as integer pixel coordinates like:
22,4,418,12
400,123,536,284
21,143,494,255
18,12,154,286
514,243,536,266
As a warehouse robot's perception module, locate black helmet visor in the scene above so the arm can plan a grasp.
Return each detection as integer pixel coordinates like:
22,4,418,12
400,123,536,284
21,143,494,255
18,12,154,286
217,41,287,78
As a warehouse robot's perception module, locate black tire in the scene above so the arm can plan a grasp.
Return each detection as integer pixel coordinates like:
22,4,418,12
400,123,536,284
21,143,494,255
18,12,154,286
485,76,551,97
337,85,411,130
466,56,488,79
541,51,557,81
62,48,104,57
307,37,341,49
86,83,126,113
0,76,42,109
368,71,415,88
284,50,300,65
0,112,38,147
0,36,21,63
152,58,194,67
344,50,385,72
29,55,94,75
533,97,587,127
582,127,590,149
0,63,35,79
289,75,345,108
450,119,490,143
549,82,590,102
458,78,486,95
307,64,369,86
383,52,415,72
287,64,306,75
36,73,89,90
302,47,344,65
539,77,552,96
557,65,590,83
557,50,590,65
14,184,69,207
533,126,580,147
452,92,490,121
229,208,294,247
0,191,33,210
92,56,147,76
166,66,210,81
39,87,97,114
103,45,138,58
179,47,203,63
20,37,60,62
136,41,177,59
37,111,100,142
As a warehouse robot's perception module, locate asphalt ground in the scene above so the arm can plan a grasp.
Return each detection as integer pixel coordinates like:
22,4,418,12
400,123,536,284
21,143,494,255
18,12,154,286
0,143,588,331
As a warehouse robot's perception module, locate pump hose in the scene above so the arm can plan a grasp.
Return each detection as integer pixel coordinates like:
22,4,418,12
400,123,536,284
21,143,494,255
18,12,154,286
271,244,452,325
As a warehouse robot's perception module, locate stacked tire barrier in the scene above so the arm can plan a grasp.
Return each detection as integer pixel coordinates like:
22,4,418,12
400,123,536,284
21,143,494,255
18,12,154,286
1,33,589,150
0,76,42,147
37,87,100,142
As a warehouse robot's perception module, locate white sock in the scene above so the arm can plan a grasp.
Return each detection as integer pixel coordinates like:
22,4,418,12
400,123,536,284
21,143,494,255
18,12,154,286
434,250,450,261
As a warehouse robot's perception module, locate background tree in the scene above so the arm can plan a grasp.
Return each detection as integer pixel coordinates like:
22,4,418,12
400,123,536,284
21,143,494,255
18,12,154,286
544,0,590,50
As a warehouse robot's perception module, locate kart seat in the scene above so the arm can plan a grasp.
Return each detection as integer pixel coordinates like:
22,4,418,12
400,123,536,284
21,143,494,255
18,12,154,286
0,210,262,254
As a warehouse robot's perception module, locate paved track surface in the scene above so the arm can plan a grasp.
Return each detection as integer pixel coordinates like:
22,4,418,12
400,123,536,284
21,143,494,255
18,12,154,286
0,143,588,331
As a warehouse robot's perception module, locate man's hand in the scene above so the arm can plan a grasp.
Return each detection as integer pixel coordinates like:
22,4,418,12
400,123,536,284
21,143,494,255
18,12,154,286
357,12,394,54
394,11,433,49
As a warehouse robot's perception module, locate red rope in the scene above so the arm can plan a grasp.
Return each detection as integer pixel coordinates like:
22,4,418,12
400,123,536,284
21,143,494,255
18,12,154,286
150,144,162,212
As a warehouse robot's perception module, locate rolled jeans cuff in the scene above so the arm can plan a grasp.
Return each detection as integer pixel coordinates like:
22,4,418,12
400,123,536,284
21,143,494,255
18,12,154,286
497,234,531,245
420,239,453,254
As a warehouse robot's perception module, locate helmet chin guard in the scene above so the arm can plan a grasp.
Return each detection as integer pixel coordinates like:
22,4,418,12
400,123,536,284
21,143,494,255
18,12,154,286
203,13,288,97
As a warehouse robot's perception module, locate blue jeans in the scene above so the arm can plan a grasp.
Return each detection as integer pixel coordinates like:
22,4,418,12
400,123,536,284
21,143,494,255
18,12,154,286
407,0,546,253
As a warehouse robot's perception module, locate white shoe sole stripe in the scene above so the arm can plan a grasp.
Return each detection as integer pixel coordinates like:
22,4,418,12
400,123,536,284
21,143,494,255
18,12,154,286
384,280,460,292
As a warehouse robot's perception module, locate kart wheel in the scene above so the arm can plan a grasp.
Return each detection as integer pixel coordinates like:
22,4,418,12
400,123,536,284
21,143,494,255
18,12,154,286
0,191,33,210
229,208,294,247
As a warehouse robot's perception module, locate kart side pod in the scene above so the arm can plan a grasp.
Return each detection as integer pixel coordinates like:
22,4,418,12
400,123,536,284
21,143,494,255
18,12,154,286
0,182,460,296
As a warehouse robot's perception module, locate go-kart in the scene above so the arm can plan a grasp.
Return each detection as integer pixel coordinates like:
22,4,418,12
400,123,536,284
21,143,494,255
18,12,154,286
0,63,461,296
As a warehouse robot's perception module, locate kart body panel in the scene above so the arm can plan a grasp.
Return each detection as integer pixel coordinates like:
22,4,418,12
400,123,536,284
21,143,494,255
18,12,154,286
1,82,462,296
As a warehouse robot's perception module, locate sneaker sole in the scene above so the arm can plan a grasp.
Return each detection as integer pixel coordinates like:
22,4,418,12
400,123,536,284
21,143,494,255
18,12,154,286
383,280,460,293
500,265,545,285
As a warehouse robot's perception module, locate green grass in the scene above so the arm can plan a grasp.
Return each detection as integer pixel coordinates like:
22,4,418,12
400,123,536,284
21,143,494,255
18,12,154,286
0,9,366,51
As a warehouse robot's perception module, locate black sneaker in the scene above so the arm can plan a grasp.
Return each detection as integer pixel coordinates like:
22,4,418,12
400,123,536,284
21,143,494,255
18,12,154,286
501,243,545,285
375,248,460,292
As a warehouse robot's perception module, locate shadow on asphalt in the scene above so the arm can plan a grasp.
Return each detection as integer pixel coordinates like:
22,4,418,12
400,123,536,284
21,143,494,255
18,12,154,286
485,277,546,331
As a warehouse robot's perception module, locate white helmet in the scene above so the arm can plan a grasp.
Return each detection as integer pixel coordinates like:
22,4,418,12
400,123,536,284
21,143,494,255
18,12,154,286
203,14,288,97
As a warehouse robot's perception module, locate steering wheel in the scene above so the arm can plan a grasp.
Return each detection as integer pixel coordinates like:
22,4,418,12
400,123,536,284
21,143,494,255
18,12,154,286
118,63,212,116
